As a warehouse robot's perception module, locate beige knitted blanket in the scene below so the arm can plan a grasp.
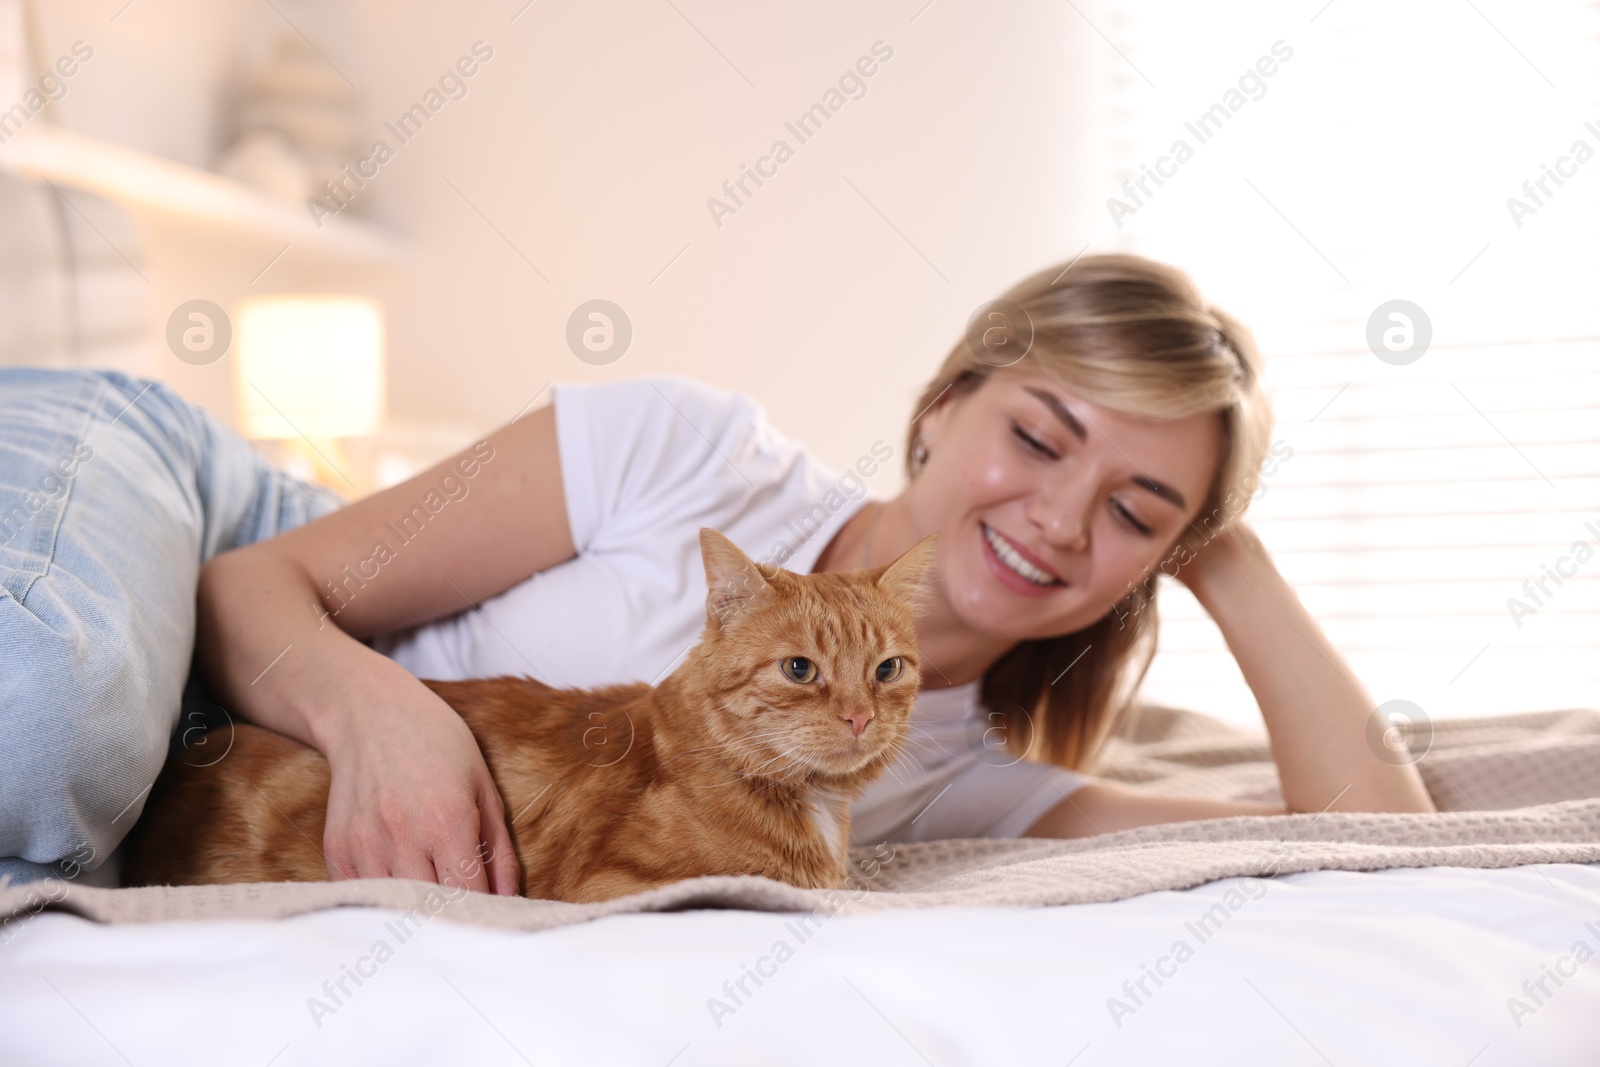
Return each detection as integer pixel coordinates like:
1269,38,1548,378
4,705,1598,934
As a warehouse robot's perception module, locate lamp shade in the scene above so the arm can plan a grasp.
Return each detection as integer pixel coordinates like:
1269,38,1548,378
234,295,385,439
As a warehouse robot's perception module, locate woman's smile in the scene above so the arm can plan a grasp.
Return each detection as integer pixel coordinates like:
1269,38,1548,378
980,520,1065,596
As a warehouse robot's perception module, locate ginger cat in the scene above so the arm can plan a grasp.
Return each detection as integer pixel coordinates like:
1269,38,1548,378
123,527,937,903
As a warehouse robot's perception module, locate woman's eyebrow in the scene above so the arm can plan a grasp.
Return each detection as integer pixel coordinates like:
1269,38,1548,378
1131,474,1186,510
1023,385,1188,509
1023,386,1088,443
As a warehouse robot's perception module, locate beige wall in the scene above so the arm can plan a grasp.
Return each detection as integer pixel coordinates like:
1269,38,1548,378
25,0,1103,492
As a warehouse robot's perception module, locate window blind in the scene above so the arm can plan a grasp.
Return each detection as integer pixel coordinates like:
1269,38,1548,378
1083,0,1600,727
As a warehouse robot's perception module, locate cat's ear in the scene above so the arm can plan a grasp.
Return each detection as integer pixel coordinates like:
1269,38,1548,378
876,532,939,611
700,527,775,627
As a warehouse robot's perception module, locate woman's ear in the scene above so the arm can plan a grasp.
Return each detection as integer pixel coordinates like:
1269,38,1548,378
917,368,991,453
916,388,959,451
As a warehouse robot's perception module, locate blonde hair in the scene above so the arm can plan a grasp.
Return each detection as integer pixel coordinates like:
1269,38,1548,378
905,253,1274,771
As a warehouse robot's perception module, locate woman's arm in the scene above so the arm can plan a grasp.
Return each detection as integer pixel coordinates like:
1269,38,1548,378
196,402,577,894
1025,521,1433,841
1174,522,1435,815
1023,781,1286,838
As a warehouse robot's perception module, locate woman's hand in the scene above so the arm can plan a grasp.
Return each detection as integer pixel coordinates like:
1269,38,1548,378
193,407,575,896
197,547,524,894
318,678,523,896
1170,519,1265,595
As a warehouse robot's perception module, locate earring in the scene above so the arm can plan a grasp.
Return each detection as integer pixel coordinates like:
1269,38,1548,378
912,435,930,473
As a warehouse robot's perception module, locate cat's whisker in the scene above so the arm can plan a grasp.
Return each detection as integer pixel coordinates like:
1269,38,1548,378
746,749,798,776
643,731,803,789
686,752,805,789
677,741,785,764
733,740,822,785
681,735,780,751
767,760,808,789
679,772,753,790
714,760,795,789
899,727,965,762
897,727,937,745
707,742,793,777
890,733,939,759
681,728,793,754
722,733,795,752
876,759,914,788
883,751,934,783
677,737,790,765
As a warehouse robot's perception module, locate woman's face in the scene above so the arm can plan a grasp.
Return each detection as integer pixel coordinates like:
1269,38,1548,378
911,366,1224,641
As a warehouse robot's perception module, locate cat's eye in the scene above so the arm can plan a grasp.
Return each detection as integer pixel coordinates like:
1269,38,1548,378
876,657,903,683
780,657,818,684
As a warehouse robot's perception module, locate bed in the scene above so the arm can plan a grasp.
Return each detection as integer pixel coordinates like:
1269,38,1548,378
2,863,1597,1065
3,702,1597,1065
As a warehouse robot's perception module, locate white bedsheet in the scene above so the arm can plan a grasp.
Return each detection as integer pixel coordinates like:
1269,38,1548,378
2,864,1597,1066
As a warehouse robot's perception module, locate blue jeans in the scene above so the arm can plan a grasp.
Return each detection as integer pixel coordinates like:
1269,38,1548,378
0,368,344,887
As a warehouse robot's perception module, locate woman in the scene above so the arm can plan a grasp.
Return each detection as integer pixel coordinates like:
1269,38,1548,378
0,253,1435,894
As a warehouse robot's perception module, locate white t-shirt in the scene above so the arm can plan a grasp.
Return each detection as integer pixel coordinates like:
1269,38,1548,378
370,374,1089,844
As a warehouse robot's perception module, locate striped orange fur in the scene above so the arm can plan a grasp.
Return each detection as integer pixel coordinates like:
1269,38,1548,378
124,527,938,902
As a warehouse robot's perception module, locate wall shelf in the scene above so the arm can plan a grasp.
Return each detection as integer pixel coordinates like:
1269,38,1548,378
0,125,405,264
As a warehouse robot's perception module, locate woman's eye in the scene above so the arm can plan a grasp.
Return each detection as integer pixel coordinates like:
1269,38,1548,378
1010,421,1057,459
875,657,903,683
1112,500,1155,536
781,657,818,683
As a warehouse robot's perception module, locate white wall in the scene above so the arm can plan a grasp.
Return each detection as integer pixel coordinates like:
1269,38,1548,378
344,0,1103,486
23,0,1102,488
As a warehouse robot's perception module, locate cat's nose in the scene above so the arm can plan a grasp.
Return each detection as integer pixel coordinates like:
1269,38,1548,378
841,708,874,736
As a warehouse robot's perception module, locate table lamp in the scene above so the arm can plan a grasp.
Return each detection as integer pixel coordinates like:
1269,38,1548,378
233,294,385,493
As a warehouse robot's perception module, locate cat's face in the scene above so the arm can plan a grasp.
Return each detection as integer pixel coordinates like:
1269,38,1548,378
694,528,938,785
